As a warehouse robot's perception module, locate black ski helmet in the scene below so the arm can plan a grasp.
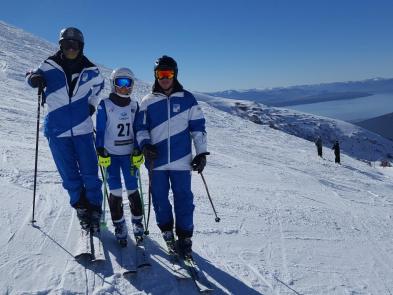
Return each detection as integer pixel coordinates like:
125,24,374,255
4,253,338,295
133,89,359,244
154,55,178,77
59,27,84,44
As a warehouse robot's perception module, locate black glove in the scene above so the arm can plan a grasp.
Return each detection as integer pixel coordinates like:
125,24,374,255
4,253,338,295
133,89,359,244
89,104,96,116
143,144,158,160
96,147,109,157
30,74,46,89
191,152,210,173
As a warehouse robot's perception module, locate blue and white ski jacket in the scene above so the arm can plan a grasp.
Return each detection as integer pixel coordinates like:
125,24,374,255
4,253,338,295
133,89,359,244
135,89,208,170
26,55,104,138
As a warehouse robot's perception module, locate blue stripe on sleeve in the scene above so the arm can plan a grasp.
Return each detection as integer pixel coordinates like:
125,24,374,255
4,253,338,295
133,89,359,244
189,118,206,132
95,100,107,148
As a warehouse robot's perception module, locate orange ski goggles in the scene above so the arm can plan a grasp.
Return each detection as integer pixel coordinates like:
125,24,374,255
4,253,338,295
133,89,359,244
155,69,175,80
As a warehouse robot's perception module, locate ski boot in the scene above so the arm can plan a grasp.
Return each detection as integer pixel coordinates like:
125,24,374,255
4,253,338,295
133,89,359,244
114,219,128,247
76,208,90,231
74,190,91,231
132,218,144,243
90,206,102,236
177,237,193,260
162,231,176,254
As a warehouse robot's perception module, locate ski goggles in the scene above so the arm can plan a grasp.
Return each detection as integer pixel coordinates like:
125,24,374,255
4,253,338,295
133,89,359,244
114,77,133,88
60,39,81,51
155,69,175,80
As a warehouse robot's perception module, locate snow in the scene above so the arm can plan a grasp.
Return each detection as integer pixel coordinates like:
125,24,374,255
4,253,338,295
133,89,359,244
2,20,393,294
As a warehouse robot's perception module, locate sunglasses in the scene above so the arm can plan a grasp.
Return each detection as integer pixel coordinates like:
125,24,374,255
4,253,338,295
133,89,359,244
155,69,175,80
114,77,133,88
61,39,81,51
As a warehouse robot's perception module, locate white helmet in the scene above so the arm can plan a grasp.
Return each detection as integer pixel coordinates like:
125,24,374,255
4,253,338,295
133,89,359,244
110,67,135,98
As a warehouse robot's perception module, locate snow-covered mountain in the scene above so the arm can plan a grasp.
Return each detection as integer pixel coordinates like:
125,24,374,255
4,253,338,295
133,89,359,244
206,78,393,107
194,93,393,162
2,21,393,294
357,112,393,141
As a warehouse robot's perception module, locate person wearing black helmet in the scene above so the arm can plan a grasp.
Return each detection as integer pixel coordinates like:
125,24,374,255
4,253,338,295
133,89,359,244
26,27,105,236
135,55,209,259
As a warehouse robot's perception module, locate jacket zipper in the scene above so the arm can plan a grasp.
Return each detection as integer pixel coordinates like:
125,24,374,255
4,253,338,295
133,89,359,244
167,95,171,165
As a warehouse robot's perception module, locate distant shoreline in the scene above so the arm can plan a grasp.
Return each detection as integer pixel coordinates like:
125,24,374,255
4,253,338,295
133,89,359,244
274,92,372,107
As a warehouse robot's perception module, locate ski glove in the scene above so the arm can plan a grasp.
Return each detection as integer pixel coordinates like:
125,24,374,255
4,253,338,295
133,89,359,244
143,144,158,160
30,74,46,89
97,147,111,168
132,149,144,169
191,152,210,173
89,104,96,116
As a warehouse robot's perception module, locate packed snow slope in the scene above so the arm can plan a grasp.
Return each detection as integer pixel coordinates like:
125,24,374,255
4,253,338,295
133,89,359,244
2,21,393,295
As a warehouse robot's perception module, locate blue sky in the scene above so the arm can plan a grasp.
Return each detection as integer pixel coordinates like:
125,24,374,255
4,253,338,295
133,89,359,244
1,0,393,92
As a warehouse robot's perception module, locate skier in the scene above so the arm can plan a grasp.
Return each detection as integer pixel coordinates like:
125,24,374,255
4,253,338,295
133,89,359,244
332,140,340,164
95,68,145,246
26,27,104,234
315,136,323,157
135,55,209,259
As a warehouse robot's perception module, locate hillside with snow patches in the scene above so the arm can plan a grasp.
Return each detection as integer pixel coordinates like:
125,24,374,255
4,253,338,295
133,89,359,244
2,21,393,294
194,93,393,163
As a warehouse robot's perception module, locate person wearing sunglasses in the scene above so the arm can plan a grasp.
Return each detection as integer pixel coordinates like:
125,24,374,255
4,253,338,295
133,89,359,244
95,68,145,246
135,55,209,259
26,27,105,236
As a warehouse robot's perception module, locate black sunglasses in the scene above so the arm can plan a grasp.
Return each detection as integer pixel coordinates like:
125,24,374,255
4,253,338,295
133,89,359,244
60,39,81,51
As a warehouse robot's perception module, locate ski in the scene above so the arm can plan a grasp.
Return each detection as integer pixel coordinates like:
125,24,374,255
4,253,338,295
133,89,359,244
168,252,191,279
74,229,92,260
120,245,137,275
162,238,190,279
119,236,137,276
135,236,151,269
182,257,213,293
91,230,105,261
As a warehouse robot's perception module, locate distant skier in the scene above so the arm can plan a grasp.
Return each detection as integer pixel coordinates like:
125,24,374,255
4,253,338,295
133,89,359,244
332,140,340,164
315,136,323,157
26,27,104,233
95,67,145,246
135,55,209,259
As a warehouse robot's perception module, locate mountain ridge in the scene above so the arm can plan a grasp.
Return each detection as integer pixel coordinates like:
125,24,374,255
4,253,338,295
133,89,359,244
205,77,393,106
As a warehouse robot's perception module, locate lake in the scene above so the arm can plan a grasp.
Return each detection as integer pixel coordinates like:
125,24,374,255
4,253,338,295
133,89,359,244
285,93,393,122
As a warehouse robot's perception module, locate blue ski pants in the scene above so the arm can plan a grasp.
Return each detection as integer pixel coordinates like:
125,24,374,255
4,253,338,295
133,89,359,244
151,170,195,238
47,133,103,207
107,155,138,192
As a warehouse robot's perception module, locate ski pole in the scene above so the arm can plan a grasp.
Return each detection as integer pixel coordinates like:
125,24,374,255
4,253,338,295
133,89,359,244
99,165,110,202
99,165,109,229
32,86,44,224
137,168,149,235
145,160,154,234
200,172,221,222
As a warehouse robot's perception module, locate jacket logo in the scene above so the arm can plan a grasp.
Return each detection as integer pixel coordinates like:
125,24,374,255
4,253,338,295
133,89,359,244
81,72,88,82
173,104,180,113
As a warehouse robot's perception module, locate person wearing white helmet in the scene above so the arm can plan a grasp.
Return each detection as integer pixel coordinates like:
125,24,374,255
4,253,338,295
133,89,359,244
95,67,144,246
